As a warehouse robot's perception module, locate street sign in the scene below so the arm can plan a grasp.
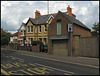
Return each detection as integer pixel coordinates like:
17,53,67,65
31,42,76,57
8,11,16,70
68,24,73,56
68,24,73,32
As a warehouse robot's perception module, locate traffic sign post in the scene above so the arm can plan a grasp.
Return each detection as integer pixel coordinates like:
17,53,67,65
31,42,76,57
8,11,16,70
68,24,73,56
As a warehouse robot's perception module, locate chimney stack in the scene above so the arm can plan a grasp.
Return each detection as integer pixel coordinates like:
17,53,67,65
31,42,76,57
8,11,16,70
35,10,40,18
67,5,72,17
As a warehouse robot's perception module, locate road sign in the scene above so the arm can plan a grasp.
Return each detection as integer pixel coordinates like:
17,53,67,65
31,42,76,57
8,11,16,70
68,24,73,32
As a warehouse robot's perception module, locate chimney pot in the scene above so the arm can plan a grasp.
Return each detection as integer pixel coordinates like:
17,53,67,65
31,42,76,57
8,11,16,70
35,10,40,18
67,5,72,17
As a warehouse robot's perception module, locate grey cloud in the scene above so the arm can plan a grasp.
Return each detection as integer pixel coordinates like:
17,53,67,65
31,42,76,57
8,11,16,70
1,1,99,33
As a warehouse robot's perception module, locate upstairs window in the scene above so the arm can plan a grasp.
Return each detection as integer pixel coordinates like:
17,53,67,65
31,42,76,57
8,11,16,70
44,25,47,33
27,26,33,33
31,26,33,33
24,30,25,35
39,26,41,33
27,26,30,33
21,30,23,35
35,26,36,33
57,20,61,35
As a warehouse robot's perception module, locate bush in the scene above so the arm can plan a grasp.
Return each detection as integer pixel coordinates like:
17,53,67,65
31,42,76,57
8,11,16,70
31,41,43,46
1,37,9,45
9,42,16,47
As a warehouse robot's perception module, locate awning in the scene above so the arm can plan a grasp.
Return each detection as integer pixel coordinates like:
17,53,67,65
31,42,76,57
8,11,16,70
50,36,69,40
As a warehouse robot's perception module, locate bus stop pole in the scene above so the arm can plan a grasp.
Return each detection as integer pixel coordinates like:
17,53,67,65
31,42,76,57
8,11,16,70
70,32,72,56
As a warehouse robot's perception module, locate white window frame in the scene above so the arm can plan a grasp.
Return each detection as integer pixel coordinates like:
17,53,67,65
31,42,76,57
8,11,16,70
23,30,25,36
30,26,33,33
44,25,47,33
39,25,41,33
27,26,30,33
21,30,24,36
29,38,33,45
35,26,36,33
44,38,46,44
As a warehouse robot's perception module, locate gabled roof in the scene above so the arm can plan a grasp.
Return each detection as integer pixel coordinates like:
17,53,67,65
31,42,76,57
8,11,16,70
18,23,26,31
26,12,76,26
10,32,18,37
58,11,90,31
28,15,52,25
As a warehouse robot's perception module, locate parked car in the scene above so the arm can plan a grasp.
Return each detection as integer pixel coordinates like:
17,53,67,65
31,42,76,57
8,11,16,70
41,44,48,53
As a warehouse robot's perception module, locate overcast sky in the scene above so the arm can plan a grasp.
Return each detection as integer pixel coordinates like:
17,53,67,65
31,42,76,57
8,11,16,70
1,1,99,34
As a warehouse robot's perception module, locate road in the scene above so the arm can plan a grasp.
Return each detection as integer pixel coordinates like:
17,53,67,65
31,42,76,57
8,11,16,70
1,49,99,75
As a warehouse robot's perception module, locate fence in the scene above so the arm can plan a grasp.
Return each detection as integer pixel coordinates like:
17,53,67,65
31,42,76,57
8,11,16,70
78,37,99,58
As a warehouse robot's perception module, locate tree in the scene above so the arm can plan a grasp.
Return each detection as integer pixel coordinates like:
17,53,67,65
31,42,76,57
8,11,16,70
91,22,99,37
1,31,11,46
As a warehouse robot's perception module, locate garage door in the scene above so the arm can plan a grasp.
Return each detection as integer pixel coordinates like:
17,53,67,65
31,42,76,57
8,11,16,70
52,40,68,56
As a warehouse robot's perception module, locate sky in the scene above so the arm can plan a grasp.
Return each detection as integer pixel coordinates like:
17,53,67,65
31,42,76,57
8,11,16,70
1,1,99,34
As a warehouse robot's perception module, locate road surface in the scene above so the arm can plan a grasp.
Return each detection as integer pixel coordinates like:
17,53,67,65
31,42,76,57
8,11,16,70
1,49,99,75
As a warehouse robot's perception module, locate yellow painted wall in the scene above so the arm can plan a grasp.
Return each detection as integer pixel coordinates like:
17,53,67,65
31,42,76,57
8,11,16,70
26,18,53,45
26,21,35,37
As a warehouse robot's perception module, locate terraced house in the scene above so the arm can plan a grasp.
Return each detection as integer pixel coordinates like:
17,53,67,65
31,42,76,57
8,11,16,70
25,10,54,45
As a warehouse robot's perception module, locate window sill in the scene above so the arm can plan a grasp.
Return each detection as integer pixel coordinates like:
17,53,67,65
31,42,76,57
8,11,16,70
27,32,33,34
44,32,47,33
20,35,24,36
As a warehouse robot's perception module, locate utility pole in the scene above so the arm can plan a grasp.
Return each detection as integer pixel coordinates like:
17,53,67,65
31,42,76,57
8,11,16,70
47,1,49,14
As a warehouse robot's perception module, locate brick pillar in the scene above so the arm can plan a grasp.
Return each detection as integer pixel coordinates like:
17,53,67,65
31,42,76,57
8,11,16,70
74,35,80,57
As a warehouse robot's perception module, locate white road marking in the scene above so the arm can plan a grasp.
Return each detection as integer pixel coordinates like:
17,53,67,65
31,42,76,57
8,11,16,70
35,63,74,74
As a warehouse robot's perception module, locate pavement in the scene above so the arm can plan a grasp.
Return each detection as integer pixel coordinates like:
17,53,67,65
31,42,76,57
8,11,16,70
1,48,99,67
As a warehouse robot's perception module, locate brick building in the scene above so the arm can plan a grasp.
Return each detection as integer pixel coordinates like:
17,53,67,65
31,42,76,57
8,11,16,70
48,5,91,56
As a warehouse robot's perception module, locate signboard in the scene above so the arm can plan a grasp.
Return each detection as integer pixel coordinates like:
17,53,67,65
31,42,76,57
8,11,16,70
68,24,73,32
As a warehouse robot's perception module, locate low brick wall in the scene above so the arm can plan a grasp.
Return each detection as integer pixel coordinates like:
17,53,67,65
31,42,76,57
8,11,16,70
18,45,28,51
4,45,15,49
18,44,40,52
31,44,40,53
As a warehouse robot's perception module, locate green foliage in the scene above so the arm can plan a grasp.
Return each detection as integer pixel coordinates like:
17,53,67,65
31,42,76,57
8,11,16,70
23,36,26,45
1,37,9,45
1,31,11,46
23,36,26,41
8,42,15,46
91,22,99,37
31,41,43,46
